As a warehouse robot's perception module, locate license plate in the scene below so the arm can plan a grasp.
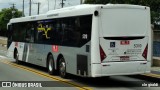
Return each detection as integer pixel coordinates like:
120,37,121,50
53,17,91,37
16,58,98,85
120,56,129,61
120,41,130,45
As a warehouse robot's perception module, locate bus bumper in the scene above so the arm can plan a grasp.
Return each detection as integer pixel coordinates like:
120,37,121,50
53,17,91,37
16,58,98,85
91,61,151,77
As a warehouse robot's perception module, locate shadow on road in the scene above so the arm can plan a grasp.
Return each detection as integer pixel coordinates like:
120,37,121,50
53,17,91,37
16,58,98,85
12,61,160,88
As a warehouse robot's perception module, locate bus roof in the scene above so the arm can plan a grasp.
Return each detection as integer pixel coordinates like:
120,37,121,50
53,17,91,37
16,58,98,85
9,4,148,24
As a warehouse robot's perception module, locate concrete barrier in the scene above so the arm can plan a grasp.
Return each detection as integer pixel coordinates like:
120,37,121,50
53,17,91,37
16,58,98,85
153,57,160,66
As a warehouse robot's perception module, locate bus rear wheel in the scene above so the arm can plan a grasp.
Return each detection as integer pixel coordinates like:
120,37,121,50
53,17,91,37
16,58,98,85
59,58,67,78
48,55,55,75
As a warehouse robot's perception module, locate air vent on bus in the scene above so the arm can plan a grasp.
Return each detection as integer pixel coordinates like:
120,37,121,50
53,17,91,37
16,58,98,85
104,36,144,40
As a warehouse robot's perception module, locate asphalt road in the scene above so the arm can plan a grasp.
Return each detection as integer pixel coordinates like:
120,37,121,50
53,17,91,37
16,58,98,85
0,45,160,90
0,60,78,90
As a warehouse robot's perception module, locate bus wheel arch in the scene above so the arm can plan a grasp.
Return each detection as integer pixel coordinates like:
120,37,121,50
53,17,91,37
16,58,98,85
47,53,55,75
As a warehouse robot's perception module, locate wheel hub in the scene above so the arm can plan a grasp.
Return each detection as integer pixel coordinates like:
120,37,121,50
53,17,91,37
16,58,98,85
49,59,53,71
60,62,65,76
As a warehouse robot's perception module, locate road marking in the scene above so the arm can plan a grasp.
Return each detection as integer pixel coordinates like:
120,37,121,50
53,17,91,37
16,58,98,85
141,73,160,78
0,60,92,90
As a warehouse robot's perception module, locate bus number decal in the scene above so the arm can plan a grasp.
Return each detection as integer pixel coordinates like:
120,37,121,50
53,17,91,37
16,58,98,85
82,34,88,39
52,45,58,52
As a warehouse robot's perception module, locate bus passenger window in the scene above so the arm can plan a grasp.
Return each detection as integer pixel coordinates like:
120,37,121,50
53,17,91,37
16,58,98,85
25,24,35,43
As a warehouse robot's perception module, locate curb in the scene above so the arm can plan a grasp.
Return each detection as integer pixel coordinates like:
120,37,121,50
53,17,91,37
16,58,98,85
141,71,160,79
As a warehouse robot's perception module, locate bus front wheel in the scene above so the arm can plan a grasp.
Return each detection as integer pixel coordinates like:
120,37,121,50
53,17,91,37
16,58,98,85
59,58,68,78
14,50,19,64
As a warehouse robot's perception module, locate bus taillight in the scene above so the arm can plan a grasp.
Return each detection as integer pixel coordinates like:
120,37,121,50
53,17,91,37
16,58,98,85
142,44,148,60
99,45,106,62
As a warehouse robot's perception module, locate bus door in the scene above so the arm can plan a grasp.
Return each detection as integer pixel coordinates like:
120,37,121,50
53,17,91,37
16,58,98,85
23,25,35,63
7,24,12,49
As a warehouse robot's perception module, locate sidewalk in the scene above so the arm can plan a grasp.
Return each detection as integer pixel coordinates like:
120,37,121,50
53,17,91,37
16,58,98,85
143,57,160,78
142,66,160,78
151,67,160,71
151,67,160,77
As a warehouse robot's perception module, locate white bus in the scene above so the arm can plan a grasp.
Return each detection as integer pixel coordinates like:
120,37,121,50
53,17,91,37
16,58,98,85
7,4,151,78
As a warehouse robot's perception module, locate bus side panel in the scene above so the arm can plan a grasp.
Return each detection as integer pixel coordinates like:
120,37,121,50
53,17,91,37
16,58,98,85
56,42,91,77
90,14,102,77
58,46,76,75
27,43,45,66
7,42,25,61
7,42,15,59
145,8,152,73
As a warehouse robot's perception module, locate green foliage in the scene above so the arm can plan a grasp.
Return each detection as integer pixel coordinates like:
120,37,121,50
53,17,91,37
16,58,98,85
0,7,22,31
84,0,160,23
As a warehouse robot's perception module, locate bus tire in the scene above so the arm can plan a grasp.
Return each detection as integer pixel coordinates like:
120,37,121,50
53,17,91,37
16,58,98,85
59,58,67,78
15,50,20,64
48,55,55,75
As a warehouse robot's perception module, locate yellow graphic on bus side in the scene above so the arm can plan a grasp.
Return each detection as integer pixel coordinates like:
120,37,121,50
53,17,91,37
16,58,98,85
37,24,51,39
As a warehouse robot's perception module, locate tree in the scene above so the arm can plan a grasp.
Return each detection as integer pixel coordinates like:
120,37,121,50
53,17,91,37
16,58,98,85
0,7,22,31
84,0,160,24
